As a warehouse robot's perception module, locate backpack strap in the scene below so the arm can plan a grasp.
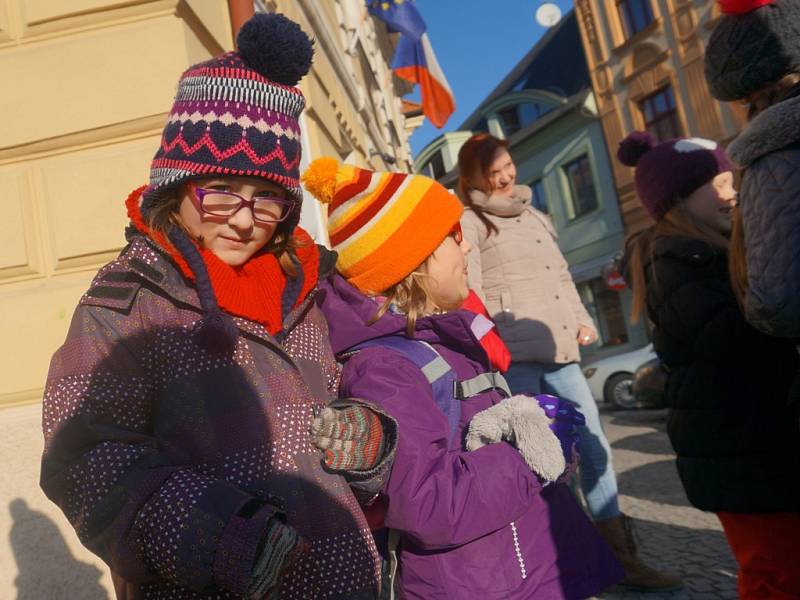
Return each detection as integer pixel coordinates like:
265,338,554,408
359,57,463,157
386,528,401,600
349,336,461,443
347,337,512,442
455,371,512,400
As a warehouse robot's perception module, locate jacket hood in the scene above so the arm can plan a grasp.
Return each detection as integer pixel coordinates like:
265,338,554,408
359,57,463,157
467,185,532,217
317,273,491,369
729,92,800,167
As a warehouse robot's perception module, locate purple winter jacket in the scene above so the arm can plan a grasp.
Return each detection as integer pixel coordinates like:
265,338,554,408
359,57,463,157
318,274,623,600
40,235,386,599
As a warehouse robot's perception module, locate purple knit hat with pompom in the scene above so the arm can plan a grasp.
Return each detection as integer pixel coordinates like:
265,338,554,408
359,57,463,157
617,131,733,221
142,12,314,220
138,13,314,354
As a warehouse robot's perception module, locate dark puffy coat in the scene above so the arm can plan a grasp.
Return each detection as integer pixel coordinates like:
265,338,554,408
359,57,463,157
40,233,388,599
645,236,800,513
728,90,800,337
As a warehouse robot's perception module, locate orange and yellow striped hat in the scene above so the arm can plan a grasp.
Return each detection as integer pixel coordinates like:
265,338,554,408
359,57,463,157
302,157,463,294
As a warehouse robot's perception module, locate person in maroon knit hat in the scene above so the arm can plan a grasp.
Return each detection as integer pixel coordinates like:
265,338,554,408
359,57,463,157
620,130,800,600
38,13,395,599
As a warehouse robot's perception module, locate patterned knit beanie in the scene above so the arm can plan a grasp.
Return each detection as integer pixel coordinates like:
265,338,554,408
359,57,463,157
301,157,464,294
705,0,800,101
139,13,314,354
617,131,733,221
142,12,313,220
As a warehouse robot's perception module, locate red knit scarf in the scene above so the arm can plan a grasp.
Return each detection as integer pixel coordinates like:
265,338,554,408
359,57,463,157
125,186,320,334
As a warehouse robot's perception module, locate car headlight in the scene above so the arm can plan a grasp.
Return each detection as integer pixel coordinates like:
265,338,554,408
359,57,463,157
583,367,597,378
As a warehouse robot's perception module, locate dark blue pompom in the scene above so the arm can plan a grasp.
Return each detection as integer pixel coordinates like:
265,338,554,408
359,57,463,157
237,13,314,86
192,310,239,355
167,227,238,355
617,131,656,167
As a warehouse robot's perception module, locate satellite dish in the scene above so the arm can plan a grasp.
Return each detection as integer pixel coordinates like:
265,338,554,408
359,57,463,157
536,3,562,27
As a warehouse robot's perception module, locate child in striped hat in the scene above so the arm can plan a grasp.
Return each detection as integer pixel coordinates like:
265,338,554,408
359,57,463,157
40,14,394,600
304,158,623,599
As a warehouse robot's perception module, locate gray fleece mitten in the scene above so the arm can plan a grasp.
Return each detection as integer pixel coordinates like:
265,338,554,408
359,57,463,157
465,395,566,483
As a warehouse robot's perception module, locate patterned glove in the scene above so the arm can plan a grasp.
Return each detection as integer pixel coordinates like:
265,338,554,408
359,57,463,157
533,394,585,483
247,517,306,600
311,406,386,471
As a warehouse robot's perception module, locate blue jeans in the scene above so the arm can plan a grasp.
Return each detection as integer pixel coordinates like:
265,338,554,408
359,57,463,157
505,362,620,521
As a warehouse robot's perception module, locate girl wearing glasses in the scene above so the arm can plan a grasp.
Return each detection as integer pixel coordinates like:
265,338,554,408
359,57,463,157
302,157,622,600
39,14,392,600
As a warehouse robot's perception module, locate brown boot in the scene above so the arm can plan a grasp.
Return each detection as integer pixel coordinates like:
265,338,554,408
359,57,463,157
595,514,683,592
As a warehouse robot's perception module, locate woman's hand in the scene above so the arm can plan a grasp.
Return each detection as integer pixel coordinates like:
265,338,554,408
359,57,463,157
577,324,598,346
311,406,386,471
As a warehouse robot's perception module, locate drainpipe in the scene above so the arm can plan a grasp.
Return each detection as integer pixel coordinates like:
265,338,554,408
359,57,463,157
228,0,255,41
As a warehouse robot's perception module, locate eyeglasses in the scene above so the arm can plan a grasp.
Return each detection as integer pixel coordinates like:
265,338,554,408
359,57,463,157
188,183,295,224
448,222,463,245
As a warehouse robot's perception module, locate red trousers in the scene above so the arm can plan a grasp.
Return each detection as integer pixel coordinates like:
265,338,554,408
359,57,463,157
717,511,800,600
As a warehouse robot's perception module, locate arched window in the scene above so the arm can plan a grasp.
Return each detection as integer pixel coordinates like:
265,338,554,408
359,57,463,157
498,102,551,136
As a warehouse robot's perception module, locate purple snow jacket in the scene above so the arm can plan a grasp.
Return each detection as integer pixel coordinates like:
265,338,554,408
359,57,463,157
318,274,623,600
40,235,386,599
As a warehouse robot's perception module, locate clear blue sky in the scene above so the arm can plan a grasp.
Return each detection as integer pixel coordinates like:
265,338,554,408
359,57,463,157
407,0,575,158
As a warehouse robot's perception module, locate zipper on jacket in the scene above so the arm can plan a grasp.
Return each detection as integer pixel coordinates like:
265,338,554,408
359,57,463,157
510,521,527,580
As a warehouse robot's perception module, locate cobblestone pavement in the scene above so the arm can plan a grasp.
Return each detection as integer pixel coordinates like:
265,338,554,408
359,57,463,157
590,408,739,600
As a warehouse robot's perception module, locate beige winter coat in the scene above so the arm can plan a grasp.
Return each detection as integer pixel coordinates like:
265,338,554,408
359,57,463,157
462,185,597,364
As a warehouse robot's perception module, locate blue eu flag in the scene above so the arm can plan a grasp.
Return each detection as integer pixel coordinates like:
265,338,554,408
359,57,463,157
367,0,426,40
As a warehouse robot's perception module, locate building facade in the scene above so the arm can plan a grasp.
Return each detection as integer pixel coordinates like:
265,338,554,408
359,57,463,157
415,13,649,363
573,0,748,233
0,0,415,595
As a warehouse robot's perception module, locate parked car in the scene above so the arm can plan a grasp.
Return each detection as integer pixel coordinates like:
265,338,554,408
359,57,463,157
632,357,667,409
582,344,657,409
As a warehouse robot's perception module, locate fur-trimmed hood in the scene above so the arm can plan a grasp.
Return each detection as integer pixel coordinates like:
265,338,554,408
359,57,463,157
729,93,800,168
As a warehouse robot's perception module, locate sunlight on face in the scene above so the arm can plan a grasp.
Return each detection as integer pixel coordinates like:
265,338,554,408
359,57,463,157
682,171,737,236
486,149,517,197
176,176,288,266
421,232,472,312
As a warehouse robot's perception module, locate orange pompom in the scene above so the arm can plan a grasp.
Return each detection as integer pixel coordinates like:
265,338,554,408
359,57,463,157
301,156,339,204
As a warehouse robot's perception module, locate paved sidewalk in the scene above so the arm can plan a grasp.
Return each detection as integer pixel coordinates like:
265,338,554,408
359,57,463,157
591,409,739,600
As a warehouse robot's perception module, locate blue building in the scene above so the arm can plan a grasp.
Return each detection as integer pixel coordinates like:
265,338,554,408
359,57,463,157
414,12,648,358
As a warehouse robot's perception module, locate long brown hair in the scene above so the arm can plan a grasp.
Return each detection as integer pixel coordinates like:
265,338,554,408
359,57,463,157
729,206,748,308
145,186,302,278
456,133,510,237
625,203,730,322
744,71,800,120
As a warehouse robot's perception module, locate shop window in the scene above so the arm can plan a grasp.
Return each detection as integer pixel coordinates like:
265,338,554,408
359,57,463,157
578,279,629,347
530,178,549,214
617,0,655,38
563,155,598,219
639,86,682,141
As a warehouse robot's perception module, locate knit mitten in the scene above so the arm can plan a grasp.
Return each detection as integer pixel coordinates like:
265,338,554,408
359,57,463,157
311,406,386,471
466,395,566,482
533,394,584,478
247,517,305,600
